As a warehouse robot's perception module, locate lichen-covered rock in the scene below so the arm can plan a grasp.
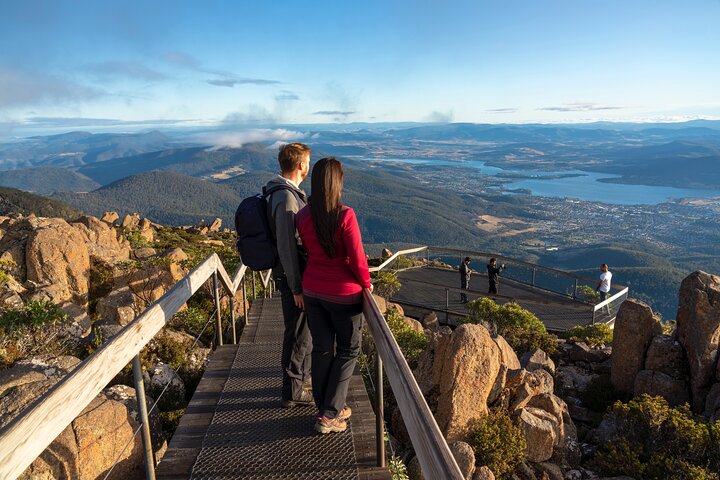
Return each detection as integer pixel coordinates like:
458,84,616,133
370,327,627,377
209,217,222,232
72,215,130,264
521,349,555,375
96,286,136,325
567,341,608,364
421,311,439,330
413,326,452,399
473,466,495,480
403,316,424,333
60,302,93,339
435,324,502,441
25,218,91,304
449,440,476,479
508,369,554,412
494,334,521,370
644,334,688,379
101,211,119,224
121,213,141,230
556,366,597,394
675,270,720,412
517,407,560,462
105,384,166,457
610,299,662,394
143,362,186,409
134,247,157,259
633,370,690,407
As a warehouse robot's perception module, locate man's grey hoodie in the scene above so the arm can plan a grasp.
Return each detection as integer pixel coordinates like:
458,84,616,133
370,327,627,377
265,176,307,294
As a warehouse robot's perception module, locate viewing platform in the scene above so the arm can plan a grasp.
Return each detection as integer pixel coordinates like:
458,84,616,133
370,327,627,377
371,246,628,332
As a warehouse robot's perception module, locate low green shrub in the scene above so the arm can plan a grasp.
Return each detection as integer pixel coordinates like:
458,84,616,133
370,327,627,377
468,410,527,477
372,271,401,300
0,301,70,369
575,284,600,303
464,298,557,355
590,395,720,479
562,323,613,346
388,455,409,480
385,307,428,366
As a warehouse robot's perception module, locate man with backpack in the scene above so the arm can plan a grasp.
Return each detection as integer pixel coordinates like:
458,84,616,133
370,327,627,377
266,143,313,407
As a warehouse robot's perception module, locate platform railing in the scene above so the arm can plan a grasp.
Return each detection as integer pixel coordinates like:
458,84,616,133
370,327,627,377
0,253,266,480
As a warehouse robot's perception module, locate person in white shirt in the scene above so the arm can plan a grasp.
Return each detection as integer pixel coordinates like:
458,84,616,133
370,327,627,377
596,263,612,302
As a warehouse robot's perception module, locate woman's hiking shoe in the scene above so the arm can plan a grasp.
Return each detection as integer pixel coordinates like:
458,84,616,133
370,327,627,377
315,416,347,434
281,388,314,408
337,406,352,421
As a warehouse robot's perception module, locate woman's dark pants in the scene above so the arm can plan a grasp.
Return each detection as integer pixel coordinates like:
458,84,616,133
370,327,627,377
304,296,363,419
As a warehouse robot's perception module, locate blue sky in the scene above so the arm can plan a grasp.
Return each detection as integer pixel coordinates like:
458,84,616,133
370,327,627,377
1,0,719,135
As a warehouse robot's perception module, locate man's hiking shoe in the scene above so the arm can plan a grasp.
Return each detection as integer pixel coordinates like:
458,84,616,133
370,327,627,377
281,388,314,408
337,406,352,421
315,416,347,434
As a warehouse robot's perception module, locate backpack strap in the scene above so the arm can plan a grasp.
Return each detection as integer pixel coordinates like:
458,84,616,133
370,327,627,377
263,184,303,207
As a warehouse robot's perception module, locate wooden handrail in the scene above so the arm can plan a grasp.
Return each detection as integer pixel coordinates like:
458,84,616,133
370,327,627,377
361,289,463,479
0,253,245,480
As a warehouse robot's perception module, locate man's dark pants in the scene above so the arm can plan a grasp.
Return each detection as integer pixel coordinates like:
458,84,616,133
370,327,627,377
275,275,312,402
304,297,363,419
488,282,498,295
461,279,469,303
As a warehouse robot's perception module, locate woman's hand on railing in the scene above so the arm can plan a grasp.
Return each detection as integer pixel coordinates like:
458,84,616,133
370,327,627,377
293,293,305,310
368,284,374,293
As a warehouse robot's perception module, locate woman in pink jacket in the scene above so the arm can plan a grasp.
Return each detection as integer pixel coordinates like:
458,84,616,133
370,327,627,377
295,157,372,434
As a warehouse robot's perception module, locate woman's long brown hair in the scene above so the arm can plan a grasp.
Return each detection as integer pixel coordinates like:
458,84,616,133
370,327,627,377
309,157,344,258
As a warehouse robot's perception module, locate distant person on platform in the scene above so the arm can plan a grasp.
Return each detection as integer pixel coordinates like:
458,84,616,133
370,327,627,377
487,258,506,295
596,263,612,302
460,257,472,303
267,143,313,408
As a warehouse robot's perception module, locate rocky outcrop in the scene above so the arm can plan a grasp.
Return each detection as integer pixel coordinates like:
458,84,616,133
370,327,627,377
208,218,222,232
143,362,186,410
434,324,502,441
676,271,720,412
96,287,136,325
101,211,119,224
0,356,144,480
449,441,476,479
121,213,140,230
72,215,130,264
518,407,560,462
610,299,662,394
25,218,91,304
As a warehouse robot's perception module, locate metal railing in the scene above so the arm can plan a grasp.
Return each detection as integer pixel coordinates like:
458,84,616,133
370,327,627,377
0,253,274,480
371,245,628,327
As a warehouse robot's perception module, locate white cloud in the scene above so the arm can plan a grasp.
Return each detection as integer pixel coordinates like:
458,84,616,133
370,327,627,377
193,128,304,149
424,110,454,122
0,67,103,108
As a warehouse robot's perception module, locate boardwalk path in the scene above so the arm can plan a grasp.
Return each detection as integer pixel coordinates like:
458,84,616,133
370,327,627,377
157,297,389,479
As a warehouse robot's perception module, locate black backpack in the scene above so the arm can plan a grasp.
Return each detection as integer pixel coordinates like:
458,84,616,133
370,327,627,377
234,184,301,271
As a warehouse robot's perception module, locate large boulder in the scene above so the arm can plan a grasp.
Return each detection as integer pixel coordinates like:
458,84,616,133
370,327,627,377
96,287,136,325
121,213,141,230
494,335,521,370
413,326,453,400
101,211,119,224
633,370,690,407
704,383,720,421
143,362,186,410
610,299,662,394
25,218,91,304
435,324,502,441
675,271,720,412
449,441,476,479
208,218,222,232
556,366,597,394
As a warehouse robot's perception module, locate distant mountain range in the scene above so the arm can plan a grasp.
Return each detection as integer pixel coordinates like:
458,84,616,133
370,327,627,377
0,130,187,169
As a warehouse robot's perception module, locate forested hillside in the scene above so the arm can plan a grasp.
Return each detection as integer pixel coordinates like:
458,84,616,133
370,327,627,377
0,187,82,219
0,167,100,194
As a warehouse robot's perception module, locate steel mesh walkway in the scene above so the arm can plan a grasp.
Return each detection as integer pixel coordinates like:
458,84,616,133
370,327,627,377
189,298,386,480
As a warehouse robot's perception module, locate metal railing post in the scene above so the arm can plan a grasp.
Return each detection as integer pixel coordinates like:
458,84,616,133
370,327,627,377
230,295,237,345
445,288,450,323
573,279,578,300
531,268,536,287
592,308,596,325
242,277,249,325
132,355,156,480
375,352,385,468
252,271,257,299
212,271,223,347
